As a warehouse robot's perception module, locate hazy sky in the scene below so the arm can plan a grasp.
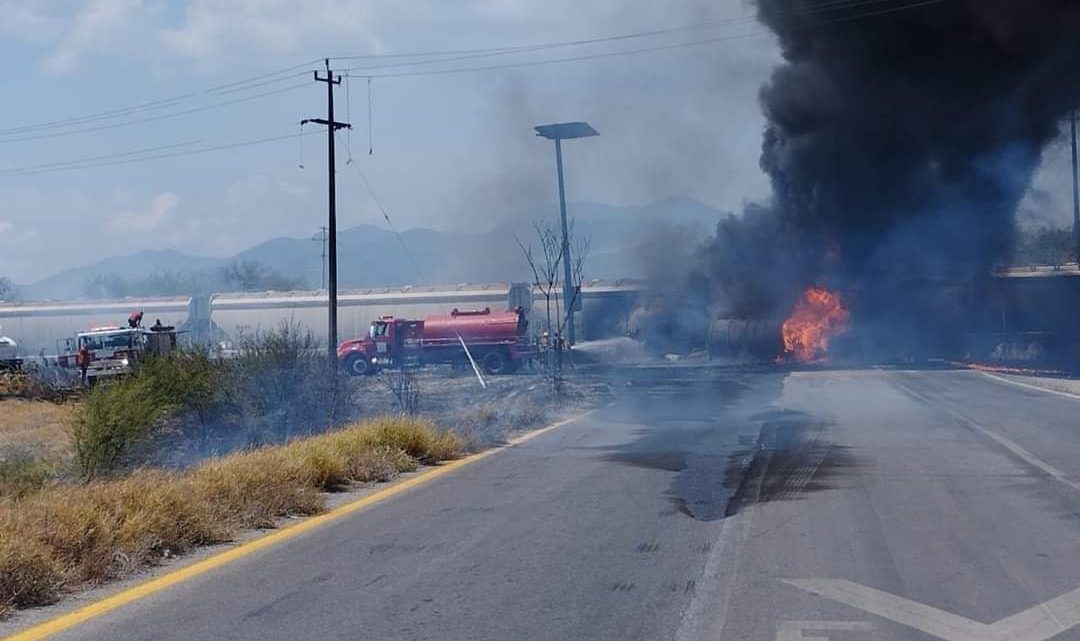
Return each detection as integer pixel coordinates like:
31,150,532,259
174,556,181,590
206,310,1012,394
0,0,1073,283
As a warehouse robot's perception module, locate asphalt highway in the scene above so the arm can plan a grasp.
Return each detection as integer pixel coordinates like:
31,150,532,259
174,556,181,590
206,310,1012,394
16,367,1080,641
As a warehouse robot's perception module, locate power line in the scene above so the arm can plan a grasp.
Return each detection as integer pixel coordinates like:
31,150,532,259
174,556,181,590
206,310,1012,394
0,61,320,137
0,82,309,144
343,31,767,78
0,129,320,177
0,139,205,174
0,0,933,140
0,17,756,138
341,152,428,284
0,122,299,175
329,0,910,66
0,0,949,176
341,0,952,78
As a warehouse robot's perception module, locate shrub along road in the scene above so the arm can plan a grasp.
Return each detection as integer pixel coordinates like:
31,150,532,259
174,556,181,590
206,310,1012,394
0,417,459,619
6,366,1080,641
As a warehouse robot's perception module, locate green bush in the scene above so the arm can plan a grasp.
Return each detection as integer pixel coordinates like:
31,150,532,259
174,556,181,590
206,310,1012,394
72,376,173,479
137,350,224,418
0,446,57,498
71,349,233,478
71,326,355,476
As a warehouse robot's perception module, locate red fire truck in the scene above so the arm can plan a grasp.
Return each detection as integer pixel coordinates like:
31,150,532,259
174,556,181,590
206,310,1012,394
337,307,531,376
56,323,177,384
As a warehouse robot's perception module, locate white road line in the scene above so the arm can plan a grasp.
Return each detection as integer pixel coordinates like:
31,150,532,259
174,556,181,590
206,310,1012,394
674,447,766,641
959,416,1080,494
784,579,993,641
775,620,873,641
784,579,1080,641
978,371,1080,401
994,586,1080,641
896,377,1080,494
672,515,738,641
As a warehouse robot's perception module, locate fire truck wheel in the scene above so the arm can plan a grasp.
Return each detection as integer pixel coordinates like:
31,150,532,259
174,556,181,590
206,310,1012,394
344,354,371,376
481,350,510,375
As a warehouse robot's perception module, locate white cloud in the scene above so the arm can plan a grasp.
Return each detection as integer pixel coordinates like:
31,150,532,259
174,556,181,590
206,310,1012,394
0,221,40,262
106,192,179,234
279,183,308,198
161,0,371,60
0,1,56,39
0,221,35,244
224,174,270,204
42,0,149,74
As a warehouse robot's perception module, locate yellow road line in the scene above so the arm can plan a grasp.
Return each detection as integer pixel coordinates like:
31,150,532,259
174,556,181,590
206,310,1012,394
2,410,594,641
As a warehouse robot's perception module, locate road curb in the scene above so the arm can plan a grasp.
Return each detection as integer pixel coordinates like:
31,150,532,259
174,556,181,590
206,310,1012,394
978,371,1080,401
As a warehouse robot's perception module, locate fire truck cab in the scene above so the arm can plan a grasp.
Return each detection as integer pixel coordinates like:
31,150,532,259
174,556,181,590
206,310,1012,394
0,333,20,370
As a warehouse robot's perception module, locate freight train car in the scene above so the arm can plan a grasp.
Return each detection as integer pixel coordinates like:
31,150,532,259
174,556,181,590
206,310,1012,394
0,297,191,357
0,281,643,356
211,281,641,348
210,284,515,348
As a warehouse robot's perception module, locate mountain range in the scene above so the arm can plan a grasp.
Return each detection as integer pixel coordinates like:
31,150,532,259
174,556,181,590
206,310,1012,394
18,198,725,300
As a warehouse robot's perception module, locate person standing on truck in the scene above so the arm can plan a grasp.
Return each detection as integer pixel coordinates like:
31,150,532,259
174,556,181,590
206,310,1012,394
76,344,91,385
128,311,144,329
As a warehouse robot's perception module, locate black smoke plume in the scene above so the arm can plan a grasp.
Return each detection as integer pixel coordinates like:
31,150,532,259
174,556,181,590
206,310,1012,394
699,0,1080,356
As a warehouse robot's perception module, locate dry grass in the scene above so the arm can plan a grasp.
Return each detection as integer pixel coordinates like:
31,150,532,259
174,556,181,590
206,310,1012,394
0,400,76,498
0,400,75,459
0,416,460,615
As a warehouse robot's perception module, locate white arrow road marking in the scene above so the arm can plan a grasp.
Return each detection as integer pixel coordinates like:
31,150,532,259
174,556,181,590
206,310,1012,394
776,620,873,641
784,579,1080,641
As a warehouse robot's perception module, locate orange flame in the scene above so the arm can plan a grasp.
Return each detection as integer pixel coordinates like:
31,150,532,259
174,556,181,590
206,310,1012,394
782,286,850,363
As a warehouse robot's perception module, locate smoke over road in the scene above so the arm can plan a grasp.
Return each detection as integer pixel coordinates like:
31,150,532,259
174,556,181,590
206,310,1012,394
697,0,1080,357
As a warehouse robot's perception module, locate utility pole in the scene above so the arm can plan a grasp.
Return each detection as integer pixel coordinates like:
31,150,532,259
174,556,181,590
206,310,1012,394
311,226,328,290
1071,111,1079,264
303,59,351,369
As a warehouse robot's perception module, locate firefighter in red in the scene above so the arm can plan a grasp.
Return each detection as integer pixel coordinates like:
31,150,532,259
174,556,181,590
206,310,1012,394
128,311,144,328
75,344,91,385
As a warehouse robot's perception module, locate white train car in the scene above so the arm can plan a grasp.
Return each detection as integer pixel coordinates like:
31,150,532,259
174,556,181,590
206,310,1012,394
0,297,191,356
211,284,515,348
0,281,642,356
211,280,642,347
573,279,642,339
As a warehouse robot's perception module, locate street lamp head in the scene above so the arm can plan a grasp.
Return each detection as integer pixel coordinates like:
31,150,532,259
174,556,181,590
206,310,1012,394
534,122,598,141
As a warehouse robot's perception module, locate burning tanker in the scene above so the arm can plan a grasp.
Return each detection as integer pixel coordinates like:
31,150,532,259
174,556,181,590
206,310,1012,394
781,287,850,363
706,286,850,363
687,0,1080,361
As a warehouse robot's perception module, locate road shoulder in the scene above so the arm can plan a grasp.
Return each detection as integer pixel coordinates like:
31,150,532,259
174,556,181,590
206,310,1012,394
0,410,593,641
978,371,1080,399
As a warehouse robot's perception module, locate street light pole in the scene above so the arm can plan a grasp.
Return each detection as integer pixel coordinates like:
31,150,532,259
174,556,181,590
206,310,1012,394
1071,110,1079,262
553,138,575,345
534,122,598,346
